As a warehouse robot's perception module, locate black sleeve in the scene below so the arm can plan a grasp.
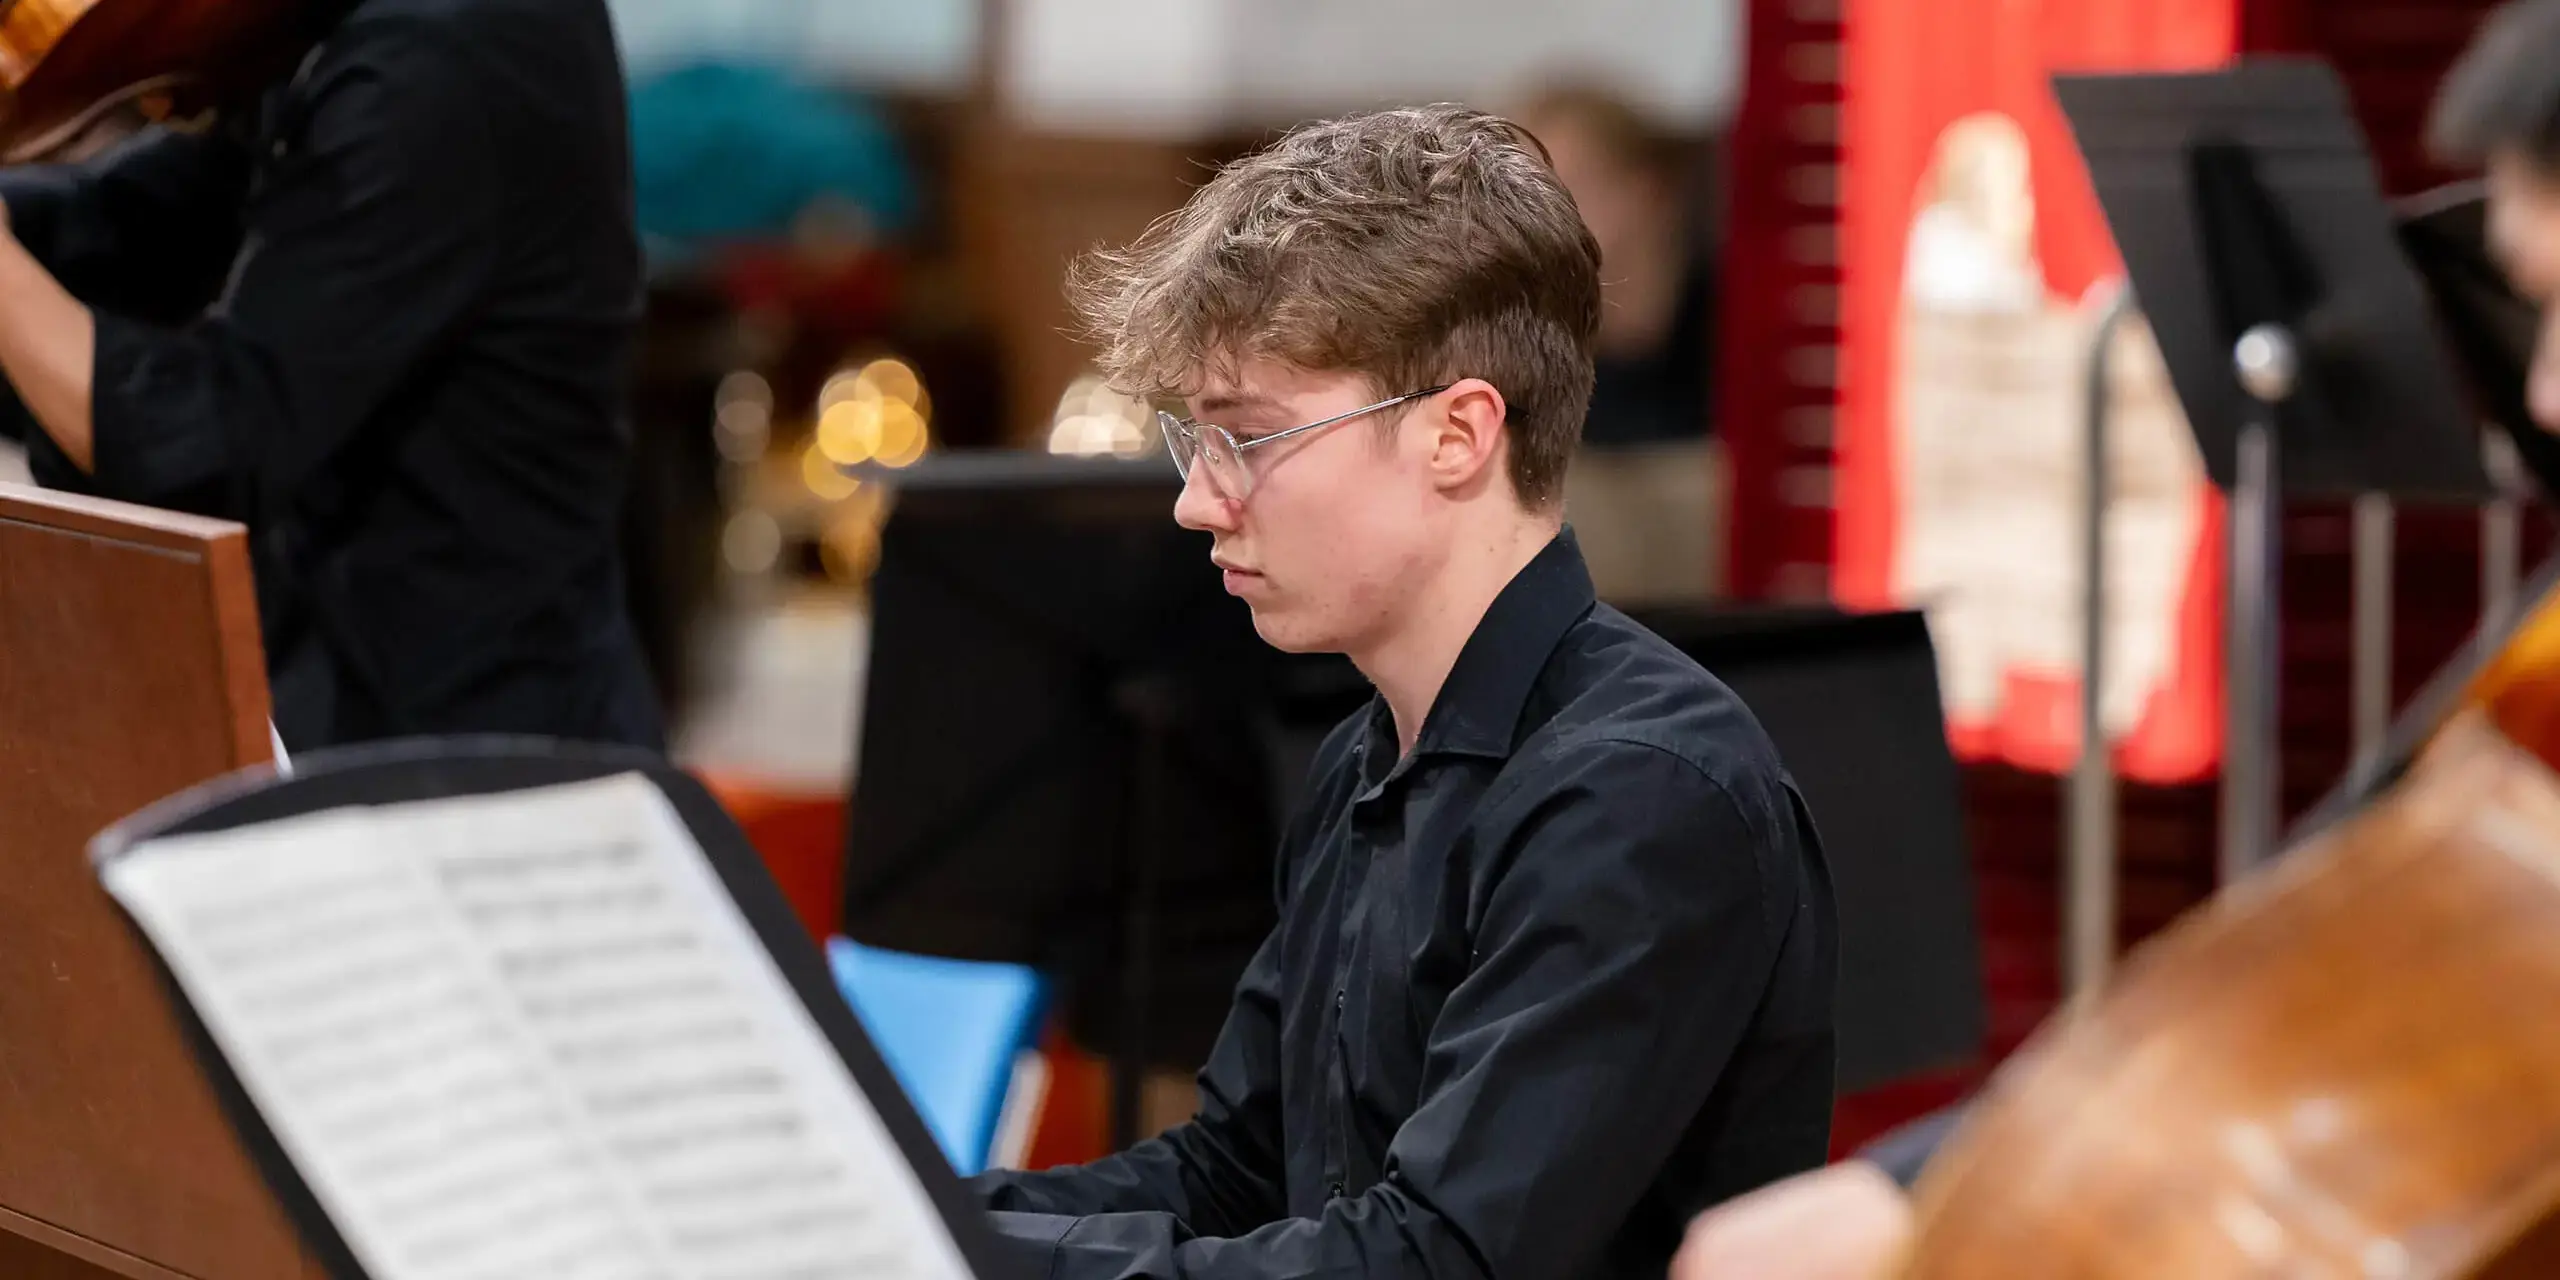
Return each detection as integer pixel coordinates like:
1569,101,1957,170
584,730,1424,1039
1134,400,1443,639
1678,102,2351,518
968,909,1289,1237
28,21,501,515
0,127,254,499
0,125,252,321
1855,1102,1970,1191
1004,742,1789,1279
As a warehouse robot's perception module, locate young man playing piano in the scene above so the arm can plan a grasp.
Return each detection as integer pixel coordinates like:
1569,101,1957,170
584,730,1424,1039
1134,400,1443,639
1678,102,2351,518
0,0,661,751
969,104,1838,1280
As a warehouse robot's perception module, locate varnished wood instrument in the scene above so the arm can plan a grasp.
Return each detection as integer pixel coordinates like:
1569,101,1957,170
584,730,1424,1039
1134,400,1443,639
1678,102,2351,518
0,0,322,163
1897,570,2560,1277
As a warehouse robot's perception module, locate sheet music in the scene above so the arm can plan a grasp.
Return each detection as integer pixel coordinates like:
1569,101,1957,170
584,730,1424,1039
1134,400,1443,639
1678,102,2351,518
101,773,974,1280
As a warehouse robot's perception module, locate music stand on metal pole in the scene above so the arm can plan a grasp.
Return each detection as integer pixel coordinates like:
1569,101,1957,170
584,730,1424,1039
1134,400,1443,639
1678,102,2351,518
2053,61,2492,898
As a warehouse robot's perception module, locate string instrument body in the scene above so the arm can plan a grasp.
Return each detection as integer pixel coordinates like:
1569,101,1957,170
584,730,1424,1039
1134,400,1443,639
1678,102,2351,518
1900,592,2560,1277
0,0,317,162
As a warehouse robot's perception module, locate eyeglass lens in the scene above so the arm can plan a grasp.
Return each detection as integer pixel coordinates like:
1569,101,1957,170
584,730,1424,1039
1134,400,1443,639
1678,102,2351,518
1159,414,1254,499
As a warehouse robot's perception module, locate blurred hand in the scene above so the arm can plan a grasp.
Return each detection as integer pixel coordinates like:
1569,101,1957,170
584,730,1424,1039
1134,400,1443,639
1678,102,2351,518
1672,1160,1915,1280
2530,307,2560,433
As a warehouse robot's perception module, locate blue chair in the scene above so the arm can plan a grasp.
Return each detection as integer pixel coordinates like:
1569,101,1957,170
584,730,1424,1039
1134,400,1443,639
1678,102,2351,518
825,937,1050,1174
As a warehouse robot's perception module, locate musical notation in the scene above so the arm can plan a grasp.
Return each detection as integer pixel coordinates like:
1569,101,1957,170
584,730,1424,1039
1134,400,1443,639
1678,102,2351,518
103,774,972,1280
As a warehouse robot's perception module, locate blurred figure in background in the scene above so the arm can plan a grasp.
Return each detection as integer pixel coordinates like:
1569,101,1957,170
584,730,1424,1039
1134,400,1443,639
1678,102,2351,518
1516,82,1726,603
0,0,662,752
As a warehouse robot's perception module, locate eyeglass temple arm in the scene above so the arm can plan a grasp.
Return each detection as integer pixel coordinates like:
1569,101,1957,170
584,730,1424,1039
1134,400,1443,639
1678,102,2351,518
1230,385,1455,454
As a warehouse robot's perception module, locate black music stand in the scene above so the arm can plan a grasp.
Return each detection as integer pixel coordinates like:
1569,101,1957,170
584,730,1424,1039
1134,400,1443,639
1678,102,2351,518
841,453,1309,1151
2054,60,2494,881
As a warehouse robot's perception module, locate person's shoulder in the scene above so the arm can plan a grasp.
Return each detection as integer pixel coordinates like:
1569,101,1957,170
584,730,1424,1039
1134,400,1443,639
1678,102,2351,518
1528,604,1792,804
306,0,624,161
326,0,617,85
338,0,610,36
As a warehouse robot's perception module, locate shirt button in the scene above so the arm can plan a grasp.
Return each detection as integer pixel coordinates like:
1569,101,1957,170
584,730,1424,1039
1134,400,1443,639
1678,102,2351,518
1329,1180,1346,1199
1334,988,1345,1010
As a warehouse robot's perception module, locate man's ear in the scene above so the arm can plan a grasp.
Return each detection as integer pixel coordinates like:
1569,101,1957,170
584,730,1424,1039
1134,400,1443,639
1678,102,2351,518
1424,379,1509,494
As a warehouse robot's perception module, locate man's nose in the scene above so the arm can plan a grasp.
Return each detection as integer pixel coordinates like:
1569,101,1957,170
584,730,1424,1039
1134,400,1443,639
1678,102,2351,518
1173,464,1238,532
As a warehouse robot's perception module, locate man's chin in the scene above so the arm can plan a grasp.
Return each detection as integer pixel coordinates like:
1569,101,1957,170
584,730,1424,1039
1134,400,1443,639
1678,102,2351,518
1245,606,1333,654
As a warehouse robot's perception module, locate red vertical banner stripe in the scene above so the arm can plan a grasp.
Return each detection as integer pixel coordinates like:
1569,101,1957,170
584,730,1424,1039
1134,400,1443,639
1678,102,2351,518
1836,0,2240,782
1718,0,1847,602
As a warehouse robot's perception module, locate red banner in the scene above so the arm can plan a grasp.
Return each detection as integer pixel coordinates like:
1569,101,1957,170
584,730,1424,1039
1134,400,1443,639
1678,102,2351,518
1835,0,2240,782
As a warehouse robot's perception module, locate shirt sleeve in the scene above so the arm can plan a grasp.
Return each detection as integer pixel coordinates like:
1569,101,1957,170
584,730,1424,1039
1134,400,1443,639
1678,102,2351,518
1857,1101,1970,1191
969,923,1290,1238
1012,740,1798,1280
1,127,255,500
57,22,502,515
0,125,252,321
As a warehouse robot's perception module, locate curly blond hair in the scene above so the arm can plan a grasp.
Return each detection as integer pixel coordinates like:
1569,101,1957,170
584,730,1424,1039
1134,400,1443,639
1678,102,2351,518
1067,104,1603,506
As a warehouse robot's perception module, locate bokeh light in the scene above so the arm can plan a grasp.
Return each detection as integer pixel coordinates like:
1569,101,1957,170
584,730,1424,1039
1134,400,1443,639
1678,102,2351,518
713,370,773,463
721,509,781,574
802,439,861,500
1046,374,1153,458
816,356,931,470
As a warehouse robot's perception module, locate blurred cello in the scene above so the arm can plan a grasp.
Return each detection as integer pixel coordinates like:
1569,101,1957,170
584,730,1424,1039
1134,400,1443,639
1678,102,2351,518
1896,566,2560,1277
1889,178,2560,1280
0,0,323,163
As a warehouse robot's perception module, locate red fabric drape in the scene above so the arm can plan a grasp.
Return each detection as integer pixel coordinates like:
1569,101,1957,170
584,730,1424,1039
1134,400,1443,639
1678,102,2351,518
1834,0,2240,782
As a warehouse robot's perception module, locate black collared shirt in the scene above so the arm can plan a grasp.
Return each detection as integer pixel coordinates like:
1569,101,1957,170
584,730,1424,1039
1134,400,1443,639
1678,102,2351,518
2,0,660,751
972,529,1837,1279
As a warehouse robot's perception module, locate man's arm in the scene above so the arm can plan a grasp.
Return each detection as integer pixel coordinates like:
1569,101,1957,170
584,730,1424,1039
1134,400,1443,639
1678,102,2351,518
969,916,1289,1237
1009,741,1813,1279
0,217,98,470
0,22,500,513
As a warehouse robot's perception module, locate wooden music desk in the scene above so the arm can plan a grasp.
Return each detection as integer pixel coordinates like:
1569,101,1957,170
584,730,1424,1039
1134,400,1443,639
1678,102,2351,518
0,482,317,1278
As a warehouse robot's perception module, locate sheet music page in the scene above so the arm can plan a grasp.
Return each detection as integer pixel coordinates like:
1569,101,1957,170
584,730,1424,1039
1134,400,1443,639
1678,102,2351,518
101,773,975,1280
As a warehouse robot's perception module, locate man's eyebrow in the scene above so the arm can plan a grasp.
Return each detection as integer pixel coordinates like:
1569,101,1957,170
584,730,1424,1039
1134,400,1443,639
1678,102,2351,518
1195,391,1282,417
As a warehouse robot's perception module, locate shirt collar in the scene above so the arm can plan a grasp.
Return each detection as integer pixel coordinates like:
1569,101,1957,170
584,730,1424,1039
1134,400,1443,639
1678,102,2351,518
1391,526,1597,761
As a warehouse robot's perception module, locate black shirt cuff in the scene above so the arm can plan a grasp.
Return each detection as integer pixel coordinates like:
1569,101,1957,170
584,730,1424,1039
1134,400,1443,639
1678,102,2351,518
82,308,237,511
985,1210,1076,1280
1857,1103,1969,1191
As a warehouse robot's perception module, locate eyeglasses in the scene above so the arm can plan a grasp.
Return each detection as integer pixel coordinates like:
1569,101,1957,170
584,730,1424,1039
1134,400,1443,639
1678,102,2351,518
1157,385,1452,501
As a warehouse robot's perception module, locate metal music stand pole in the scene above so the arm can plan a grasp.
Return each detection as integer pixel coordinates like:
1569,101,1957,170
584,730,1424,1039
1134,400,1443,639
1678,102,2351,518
2352,492,2396,763
2067,285,2133,997
2223,325,2296,882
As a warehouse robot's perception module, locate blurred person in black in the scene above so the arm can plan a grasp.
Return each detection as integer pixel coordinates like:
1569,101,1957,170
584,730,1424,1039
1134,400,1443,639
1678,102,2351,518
1674,3,2560,1273
1514,83,1726,603
0,0,662,751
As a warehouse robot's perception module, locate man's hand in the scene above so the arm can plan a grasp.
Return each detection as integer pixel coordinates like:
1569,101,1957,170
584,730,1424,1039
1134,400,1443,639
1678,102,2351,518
1672,1160,1915,1280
